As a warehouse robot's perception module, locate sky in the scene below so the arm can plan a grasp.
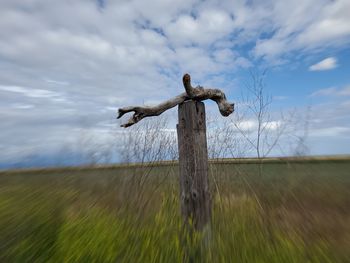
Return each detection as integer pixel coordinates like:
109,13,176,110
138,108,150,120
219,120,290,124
0,0,350,168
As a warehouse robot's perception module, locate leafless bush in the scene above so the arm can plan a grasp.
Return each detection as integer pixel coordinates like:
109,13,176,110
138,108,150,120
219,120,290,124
229,70,299,158
207,114,250,159
117,115,178,164
115,115,178,218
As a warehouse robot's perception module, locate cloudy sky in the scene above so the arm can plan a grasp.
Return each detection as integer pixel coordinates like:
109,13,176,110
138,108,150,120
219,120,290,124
0,0,350,167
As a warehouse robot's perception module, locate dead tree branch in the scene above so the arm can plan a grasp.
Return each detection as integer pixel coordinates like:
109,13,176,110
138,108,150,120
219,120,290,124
117,74,234,127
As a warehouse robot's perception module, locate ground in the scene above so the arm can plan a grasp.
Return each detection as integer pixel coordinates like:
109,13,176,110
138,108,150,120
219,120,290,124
0,158,349,262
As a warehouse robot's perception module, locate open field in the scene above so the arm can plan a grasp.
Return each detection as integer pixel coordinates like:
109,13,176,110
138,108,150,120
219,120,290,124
0,157,349,262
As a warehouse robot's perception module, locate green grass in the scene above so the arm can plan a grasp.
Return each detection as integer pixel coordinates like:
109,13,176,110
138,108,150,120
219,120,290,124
0,159,349,262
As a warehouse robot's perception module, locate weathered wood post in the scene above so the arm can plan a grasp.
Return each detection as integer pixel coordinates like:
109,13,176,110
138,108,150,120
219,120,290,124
177,101,210,230
117,73,234,231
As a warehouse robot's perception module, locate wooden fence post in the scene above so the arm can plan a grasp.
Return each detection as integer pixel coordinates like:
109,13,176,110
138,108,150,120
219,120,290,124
177,100,211,231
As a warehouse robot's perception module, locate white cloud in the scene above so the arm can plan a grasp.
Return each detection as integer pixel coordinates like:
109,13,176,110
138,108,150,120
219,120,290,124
310,87,337,97
273,96,287,100
309,127,350,137
236,120,257,131
0,84,67,101
253,0,350,61
296,0,350,47
104,106,118,112
165,9,234,46
254,38,288,60
338,86,350,96
311,85,350,97
45,79,70,86
11,103,35,110
309,57,338,71
237,120,282,132
263,121,283,131
0,0,350,165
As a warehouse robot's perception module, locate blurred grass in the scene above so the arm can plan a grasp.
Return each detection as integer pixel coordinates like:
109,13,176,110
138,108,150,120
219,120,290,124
0,159,349,262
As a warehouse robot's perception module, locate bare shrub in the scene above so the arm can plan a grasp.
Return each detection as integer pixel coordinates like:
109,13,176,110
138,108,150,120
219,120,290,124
230,70,297,158
115,115,178,219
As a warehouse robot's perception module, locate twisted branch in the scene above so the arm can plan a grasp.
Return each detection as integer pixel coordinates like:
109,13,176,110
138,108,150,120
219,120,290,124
117,74,234,127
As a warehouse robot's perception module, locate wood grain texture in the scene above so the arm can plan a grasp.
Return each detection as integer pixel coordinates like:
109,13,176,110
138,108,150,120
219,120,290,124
177,100,211,230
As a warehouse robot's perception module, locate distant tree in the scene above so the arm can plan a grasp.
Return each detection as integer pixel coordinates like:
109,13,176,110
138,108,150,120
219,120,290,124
232,70,294,158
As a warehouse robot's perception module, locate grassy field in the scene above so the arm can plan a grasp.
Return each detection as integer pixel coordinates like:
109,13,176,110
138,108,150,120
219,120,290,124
0,158,349,262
